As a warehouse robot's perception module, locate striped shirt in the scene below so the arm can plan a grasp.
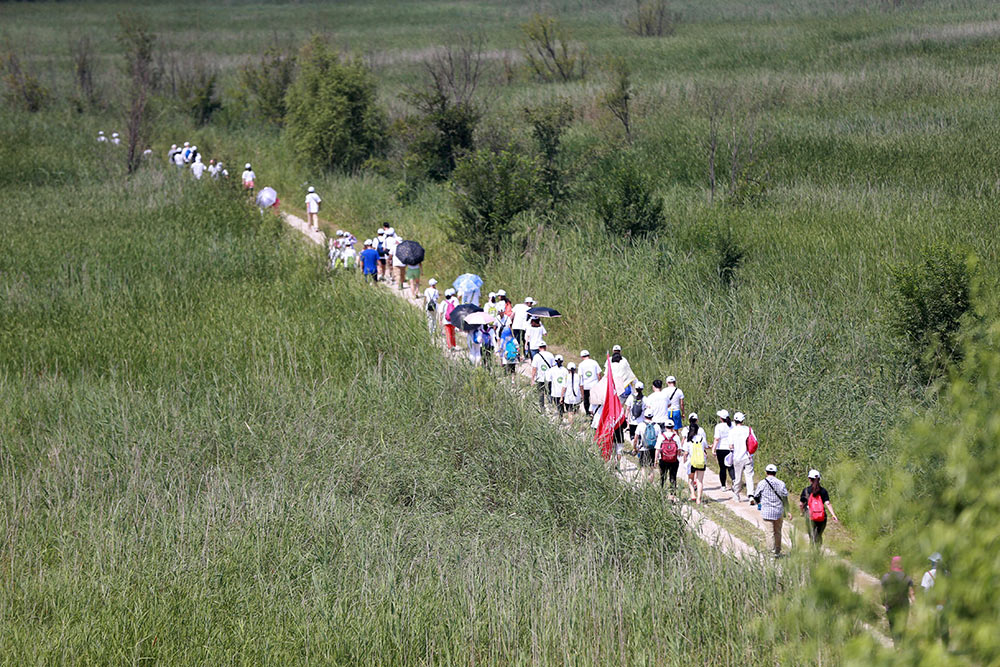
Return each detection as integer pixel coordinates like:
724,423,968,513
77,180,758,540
753,476,788,521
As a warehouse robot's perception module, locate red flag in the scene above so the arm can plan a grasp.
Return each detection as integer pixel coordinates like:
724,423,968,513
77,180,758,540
595,353,625,460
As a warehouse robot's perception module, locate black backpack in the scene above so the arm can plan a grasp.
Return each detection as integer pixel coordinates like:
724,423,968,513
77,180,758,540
630,399,644,420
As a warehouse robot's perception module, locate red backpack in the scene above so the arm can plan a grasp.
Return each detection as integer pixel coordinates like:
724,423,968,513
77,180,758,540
747,427,759,455
660,435,678,463
807,492,826,522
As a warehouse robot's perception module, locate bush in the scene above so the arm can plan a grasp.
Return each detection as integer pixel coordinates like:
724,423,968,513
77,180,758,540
716,228,746,288
449,146,541,260
2,49,49,112
624,0,681,37
591,155,663,238
888,243,972,374
178,66,222,126
521,14,586,83
284,37,387,171
524,100,574,207
238,45,296,125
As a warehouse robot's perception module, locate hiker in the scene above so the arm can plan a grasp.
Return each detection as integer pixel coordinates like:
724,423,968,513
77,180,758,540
799,469,839,546
305,186,322,231
390,245,405,290
730,412,754,503
468,324,483,365
682,413,708,504
664,375,684,429
572,351,597,412
655,418,680,497
549,355,569,411
635,411,660,484
511,297,534,359
97,131,108,143
562,362,583,420
605,345,636,399
497,291,514,329
173,147,185,170
358,239,378,284
713,410,735,492
166,143,178,162
624,382,646,440
442,288,458,350
525,317,547,359
422,278,440,336
880,556,914,640
405,262,421,298
530,341,556,411
921,553,942,592
190,155,205,179
644,379,670,429
341,235,357,270
500,327,518,379
241,163,255,192
752,464,789,557
111,132,121,145
188,145,199,163
484,293,498,318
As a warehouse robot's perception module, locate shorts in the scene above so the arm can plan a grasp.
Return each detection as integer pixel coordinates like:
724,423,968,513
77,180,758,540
639,450,655,467
405,266,420,280
691,465,706,472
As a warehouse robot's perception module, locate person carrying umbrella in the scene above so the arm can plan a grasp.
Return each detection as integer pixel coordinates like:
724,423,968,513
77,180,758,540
525,317,547,360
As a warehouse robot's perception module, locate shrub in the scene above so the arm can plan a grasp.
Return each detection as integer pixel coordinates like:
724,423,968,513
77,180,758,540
2,49,49,112
284,37,387,171
592,156,663,238
601,58,634,144
888,243,972,374
521,14,586,83
117,12,156,175
624,0,681,37
178,66,222,126
449,146,541,260
716,228,745,288
70,36,99,112
238,45,296,125
524,100,574,207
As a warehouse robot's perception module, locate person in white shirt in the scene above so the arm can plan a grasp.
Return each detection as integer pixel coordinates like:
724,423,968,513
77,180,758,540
305,186,322,231
635,416,661,484
190,155,205,179
604,345,636,400
530,341,556,412
111,132,121,145
241,163,255,192
215,161,228,179
173,148,185,170
484,293,498,318
511,297,534,359
97,131,108,143
654,420,680,494
624,381,646,441
664,375,684,429
577,350,601,413
207,159,218,177
713,410,734,492
681,413,709,504
548,355,569,411
729,411,753,503
562,362,583,422
644,379,670,428
524,317,547,358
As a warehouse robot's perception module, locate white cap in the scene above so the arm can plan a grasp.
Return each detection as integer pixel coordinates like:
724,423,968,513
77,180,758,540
688,412,698,420
191,145,196,150
364,239,372,245
538,340,547,347
525,297,535,304
445,288,455,296
666,375,676,383
112,132,119,137
765,464,778,473
808,469,821,479
635,381,644,389
377,229,385,235
428,278,438,286
612,345,622,352
184,142,190,146
567,362,576,370
580,349,590,357
387,227,395,235
716,409,729,419
488,292,496,299
99,131,105,135
245,163,251,169
644,409,654,418
555,354,563,361
307,186,315,193
497,289,506,297
733,411,745,422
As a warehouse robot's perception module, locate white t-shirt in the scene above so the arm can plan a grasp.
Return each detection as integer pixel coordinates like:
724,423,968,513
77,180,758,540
605,357,636,389
714,422,732,451
525,323,546,349
190,161,205,179
241,169,255,187
173,152,184,166
423,287,439,309
97,135,107,142
635,422,660,449
644,391,669,424
548,366,569,397
305,192,322,213
511,303,530,330
578,358,601,390
531,351,555,383
921,569,936,591
384,235,400,255
624,394,646,426
665,385,684,412
729,424,751,460
392,252,406,268
564,373,583,404
682,428,708,466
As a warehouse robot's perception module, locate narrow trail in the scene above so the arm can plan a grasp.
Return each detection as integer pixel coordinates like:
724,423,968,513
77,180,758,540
279,210,889,645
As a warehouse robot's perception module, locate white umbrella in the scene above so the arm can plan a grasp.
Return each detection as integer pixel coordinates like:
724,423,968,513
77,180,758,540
256,186,277,209
464,312,496,326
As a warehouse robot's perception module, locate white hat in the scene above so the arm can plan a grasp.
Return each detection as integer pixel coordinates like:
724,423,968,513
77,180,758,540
688,412,698,420
191,145,196,150
567,362,577,370
428,278,438,286
112,132,120,137
364,239,372,245
525,297,535,304
445,288,455,296
733,411,745,422
497,289,506,297
184,141,190,147
387,227,395,235
377,229,385,235
307,186,315,193
635,381,644,389
644,409,654,418
169,142,175,148
765,464,777,473
538,340,547,347
612,344,622,352
580,349,590,357
808,469,821,479
488,292,496,299
716,409,729,419
555,354,563,361
99,131,105,135
244,163,251,169
666,375,676,383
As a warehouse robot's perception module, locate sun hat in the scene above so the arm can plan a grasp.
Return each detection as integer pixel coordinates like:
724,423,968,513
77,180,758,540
307,186,315,193
184,141,190,146
666,375,676,383
497,289,506,297
567,362,577,370
929,552,942,564
808,469,821,480
364,239,372,245
428,278,438,286
612,344,622,352
765,464,778,473
688,412,698,420
644,409,654,418
377,229,385,235
538,340,547,347
555,354,564,361
488,292,496,299
635,381,644,389
445,288,455,296
525,297,535,303
716,409,730,419
580,349,590,357
244,163,251,169
387,227,395,235
733,411,745,422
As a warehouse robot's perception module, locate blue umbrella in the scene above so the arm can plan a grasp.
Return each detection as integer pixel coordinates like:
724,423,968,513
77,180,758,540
453,273,483,293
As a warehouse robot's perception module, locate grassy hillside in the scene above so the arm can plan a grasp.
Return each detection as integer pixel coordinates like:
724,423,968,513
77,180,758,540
0,115,789,662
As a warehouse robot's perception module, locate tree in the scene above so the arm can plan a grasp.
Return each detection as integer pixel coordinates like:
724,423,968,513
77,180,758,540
592,155,663,238
2,47,49,112
284,37,386,171
602,58,633,144
117,13,156,174
521,14,586,83
524,100,574,207
624,0,681,37
449,147,541,260
239,44,296,125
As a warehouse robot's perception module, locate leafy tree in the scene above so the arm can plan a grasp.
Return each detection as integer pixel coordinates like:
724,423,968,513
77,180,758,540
239,45,296,125
592,155,663,237
117,12,156,174
178,67,221,126
524,100,574,207
284,37,386,171
2,49,49,112
602,58,633,143
449,147,541,260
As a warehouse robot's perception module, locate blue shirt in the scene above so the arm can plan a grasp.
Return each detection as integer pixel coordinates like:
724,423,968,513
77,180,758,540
360,248,379,274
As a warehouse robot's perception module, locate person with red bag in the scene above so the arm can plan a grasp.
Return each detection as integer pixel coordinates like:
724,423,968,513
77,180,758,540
799,469,839,546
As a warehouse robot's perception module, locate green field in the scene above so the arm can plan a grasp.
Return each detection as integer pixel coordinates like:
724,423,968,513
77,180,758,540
3,0,1000,662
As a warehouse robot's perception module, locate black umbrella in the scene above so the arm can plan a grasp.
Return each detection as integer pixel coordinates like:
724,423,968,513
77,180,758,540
395,240,424,265
447,304,482,327
528,306,561,318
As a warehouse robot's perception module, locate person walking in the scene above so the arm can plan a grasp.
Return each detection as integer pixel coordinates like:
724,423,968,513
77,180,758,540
730,412,754,503
655,418,680,498
467,324,483,366
799,470,839,546
359,239,379,284
713,410,735,492
664,375,684,429
682,413,708,504
525,317,547,359
511,297,534,359
391,245,406,290
406,262,421,299
605,345,636,399
442,288,459,350
97,131,108,143
644,379,669,430
305,186,322,231
548,355,569,412
241,163,255,192
484,293,498,318
921,553,942,592
562,362,583,421
500,326,518,380
624,381,646,441
190,155,205,179
530,341,556,412
880,556,914,641
634,413,661,485
423,278,440,337
752,463,789,557
578,350,601,414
